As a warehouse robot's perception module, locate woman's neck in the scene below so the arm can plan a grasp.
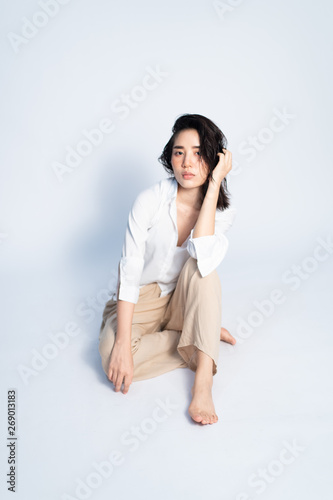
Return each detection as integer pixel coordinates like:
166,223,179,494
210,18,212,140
176,183,202,211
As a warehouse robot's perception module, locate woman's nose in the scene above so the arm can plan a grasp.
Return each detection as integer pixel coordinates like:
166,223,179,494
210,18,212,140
182,154,191,168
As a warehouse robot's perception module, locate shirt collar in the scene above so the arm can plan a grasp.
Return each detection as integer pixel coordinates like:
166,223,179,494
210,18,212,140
168,176,178,201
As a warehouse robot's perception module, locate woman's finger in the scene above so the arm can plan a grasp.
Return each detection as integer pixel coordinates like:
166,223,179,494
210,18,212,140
122,374,132,394
114,373,124,392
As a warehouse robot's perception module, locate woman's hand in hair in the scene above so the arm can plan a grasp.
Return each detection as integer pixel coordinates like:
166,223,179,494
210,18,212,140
211,148,232,185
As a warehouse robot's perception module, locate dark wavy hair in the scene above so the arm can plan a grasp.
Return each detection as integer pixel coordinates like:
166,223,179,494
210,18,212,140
158,113,231,210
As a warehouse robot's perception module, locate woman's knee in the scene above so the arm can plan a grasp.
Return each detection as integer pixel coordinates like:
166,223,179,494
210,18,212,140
183,256,197,272
183,257,221,290
98,321,116,369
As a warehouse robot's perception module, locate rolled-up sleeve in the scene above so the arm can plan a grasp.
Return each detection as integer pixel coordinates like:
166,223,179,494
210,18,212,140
117,186,158,303
187,206,237,277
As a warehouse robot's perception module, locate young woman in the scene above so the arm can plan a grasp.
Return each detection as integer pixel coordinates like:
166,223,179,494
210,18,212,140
99,113,237,425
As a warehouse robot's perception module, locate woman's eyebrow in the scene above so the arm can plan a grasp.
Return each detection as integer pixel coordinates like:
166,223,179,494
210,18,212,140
172,145,200,149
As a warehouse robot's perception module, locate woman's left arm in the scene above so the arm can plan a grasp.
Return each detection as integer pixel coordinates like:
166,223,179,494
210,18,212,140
192,148,232,238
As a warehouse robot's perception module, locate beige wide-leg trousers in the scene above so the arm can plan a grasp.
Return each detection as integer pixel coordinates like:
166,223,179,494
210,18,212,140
98,257,222,382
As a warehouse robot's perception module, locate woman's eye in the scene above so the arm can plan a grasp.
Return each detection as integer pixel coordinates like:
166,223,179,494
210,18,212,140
173,151,201,156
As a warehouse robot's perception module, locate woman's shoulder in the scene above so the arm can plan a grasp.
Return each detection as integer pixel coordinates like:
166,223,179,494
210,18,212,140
216,204,237,217
134,176,177,204
215,204,237,227
145,176,176,195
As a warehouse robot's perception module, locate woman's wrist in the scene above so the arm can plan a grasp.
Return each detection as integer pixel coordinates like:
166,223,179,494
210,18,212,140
115,330,131,346
206,178,221,200
116,298,135,347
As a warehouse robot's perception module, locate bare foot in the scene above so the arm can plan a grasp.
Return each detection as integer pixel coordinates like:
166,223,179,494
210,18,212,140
220,327,236,345
188,383,218,425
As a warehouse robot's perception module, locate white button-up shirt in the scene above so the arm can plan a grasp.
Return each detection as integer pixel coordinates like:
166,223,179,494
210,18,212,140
112,176,237,304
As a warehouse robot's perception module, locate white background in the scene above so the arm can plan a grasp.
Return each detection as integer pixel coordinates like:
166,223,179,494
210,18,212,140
1,0,332,499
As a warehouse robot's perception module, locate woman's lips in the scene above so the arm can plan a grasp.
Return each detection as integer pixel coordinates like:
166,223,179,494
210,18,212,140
183,173,195,179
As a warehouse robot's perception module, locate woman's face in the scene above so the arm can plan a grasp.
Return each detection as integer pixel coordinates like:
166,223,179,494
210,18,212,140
171,128,210,190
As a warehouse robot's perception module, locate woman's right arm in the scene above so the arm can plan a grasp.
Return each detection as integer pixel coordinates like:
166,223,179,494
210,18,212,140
107,283,135,395
107,182,160,394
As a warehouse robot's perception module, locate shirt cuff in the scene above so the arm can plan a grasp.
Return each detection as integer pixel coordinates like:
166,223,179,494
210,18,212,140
118,285,140,304
187,231,229,277
118,256,144,304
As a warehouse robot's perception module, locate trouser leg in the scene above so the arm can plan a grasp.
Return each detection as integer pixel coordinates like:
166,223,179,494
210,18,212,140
98,257,222,382
161,257,222,375
98,283,187,382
